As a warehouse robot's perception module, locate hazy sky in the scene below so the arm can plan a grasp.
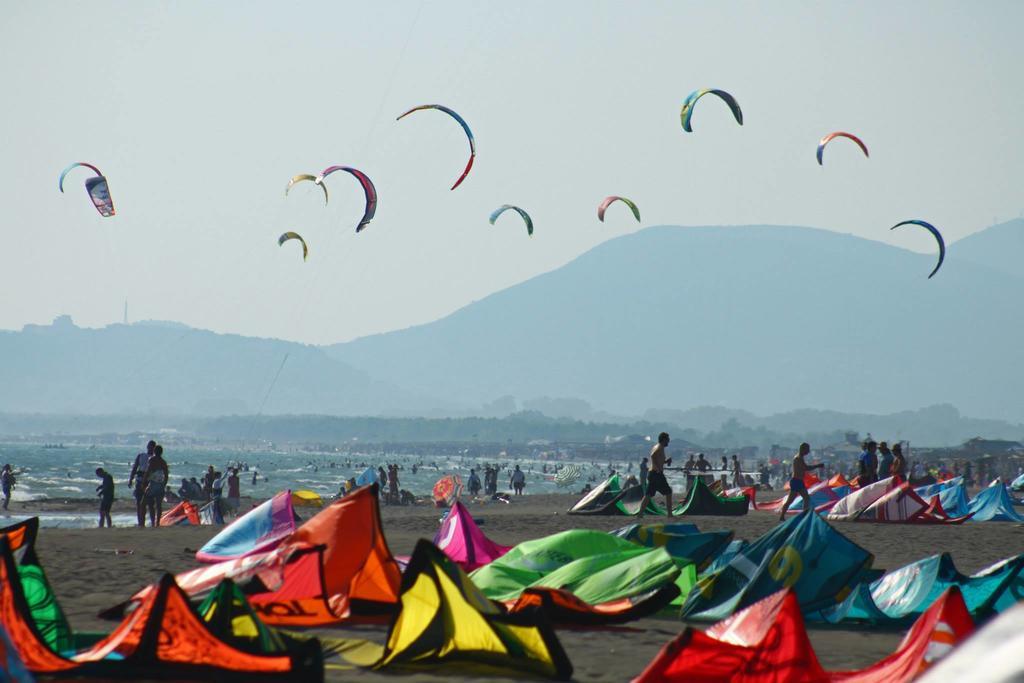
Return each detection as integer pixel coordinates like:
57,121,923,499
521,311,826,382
2,1,1021,345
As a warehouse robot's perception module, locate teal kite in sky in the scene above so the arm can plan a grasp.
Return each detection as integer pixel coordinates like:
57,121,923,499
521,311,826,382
489,205,533,236
680,89,743,132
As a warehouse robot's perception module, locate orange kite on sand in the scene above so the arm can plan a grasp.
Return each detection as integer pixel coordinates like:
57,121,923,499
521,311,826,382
110,484,402,628
0,535,323,680
160,499,201,526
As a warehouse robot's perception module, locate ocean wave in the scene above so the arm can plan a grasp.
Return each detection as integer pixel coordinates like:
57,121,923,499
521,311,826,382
9,492,49,502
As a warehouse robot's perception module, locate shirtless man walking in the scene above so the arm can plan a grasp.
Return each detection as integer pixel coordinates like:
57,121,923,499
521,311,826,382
779,442,825,520
638,432,673,518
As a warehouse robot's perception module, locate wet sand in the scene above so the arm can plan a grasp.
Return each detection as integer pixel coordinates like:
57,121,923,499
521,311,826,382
23,491,1024,681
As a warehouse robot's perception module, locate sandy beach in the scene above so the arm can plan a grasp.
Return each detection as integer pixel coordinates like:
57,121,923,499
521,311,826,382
14,489,1023,682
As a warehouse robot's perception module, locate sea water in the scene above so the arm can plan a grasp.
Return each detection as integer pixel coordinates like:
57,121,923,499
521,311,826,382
0,443,634,527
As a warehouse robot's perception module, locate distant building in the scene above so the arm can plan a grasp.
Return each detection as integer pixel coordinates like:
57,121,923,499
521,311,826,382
960,437,1024,455
23,315,77,333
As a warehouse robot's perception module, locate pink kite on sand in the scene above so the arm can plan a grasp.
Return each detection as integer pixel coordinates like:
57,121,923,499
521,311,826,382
433,501,511,572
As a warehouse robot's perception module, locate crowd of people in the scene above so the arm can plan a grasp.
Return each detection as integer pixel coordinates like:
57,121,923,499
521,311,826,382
2,431,1020,529
466,464,524,497
91,440,250,528
854,440,907,484
634,433,1023,521
377,464,404,505
125,441,169,528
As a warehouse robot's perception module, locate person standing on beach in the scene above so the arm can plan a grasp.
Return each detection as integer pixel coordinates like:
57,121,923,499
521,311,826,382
778,443,825,520
225,468,241,517
510,465,526,495
144,445,169,527
877,442,894,480
95,467,114,528
858,441,878,486
468,469,481,496
202,465,216,501
696,453,711,486
639,457,649,491
891,443,907,480
128,441,155,526
731,454,743,486
1,464,15,511
377,467,388,501
638,433,673,519
200,473,222,523
684,453,696,490
388,465,400,505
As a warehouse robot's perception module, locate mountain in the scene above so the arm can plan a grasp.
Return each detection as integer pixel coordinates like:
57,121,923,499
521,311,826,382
3,222,1021,429
0,315,436,415
329,224,1024,422
951,218,1023,281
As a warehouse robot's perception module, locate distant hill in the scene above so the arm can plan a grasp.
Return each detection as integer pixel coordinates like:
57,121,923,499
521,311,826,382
3,222,1022,432
329,224,1024,422
0,316,436,415
951,218,1023,281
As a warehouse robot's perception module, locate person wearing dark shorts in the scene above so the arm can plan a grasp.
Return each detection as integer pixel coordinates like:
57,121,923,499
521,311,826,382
638,432,673,518
646,470,672,497
128,440,155,527
95,467,114,528
778,443,825,520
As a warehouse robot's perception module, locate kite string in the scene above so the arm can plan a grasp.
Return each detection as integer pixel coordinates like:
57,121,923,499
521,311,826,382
358,0,425,162
246,352,290,444
226,1,427,427
283,0,426,338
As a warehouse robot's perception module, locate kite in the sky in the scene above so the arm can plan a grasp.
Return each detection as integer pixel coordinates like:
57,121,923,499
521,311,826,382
316,166,377,232
285,174,329,204
396,104,476,190
58,162,115,217
891,220,945,279
817,132,869,165
598,196,640,223
277,232,309,261
680,89,743,133
489,205,533,236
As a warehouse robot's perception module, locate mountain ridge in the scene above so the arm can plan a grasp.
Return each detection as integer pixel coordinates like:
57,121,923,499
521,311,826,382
3,221,1021,425
328,222,1024,421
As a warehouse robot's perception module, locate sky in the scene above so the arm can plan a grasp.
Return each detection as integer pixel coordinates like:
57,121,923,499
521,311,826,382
1,1,1022,345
